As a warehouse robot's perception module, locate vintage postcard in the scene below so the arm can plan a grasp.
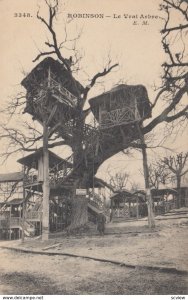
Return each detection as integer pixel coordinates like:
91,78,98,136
0,0,188,297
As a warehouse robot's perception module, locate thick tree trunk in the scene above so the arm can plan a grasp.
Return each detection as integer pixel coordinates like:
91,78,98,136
68,195,88,231
67,168,89,231
68,117,90,230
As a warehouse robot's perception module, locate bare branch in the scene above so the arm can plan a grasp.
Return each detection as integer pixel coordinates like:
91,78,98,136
33,50,56,63
83,63,118,101
143,82,188,134
161,23,188,33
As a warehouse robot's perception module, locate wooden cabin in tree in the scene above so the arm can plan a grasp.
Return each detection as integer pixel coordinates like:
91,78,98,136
0,172,24,239
18,149,75,232
88,84,152,163
21,57,83,135
89,84,151,130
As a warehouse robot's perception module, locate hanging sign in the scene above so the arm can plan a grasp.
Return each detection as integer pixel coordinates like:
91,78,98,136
76,189,87,196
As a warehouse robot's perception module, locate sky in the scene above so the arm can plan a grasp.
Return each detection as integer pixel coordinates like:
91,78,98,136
0,0,187,188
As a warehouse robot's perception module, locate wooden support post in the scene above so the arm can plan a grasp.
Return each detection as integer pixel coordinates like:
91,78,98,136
42,121,50,240
46,105,58,127
48,67,51,88
136,196,139,220
40,217,42,236
136,123,155,229
19,205,21,239
140,142,155,228
22,166,26,243
9,205,11,240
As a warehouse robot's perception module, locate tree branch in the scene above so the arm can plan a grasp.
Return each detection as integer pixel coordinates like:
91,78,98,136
161,23,188,33
143,83,188,134
83,63,118,101
165,105,188,122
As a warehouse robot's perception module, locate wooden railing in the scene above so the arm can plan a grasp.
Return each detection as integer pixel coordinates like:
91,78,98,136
24,173,38,186
100,106,141,129
10,217,22,228
0,219,9,229
49,154,74,186
50,77,77,106
0,212,42,229
23,155,74,188
88,193,104,211
32,75,77,107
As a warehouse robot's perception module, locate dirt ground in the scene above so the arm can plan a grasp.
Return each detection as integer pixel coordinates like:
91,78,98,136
0,208,188,295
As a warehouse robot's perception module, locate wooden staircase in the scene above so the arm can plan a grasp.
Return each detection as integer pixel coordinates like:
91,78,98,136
48,126,105,216
50,124,102,190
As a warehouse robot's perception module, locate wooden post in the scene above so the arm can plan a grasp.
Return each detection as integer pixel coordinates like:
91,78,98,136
136,196,139,219
42,121,50,240
9,205,11,240
19,204,21,239
48,67,51,88
22,166,26,243
136,123,155,229
141,143,155,228
40,216,42,236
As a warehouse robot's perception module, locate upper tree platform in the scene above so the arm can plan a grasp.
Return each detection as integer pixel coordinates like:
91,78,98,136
21,57,84,127
89,84,151,130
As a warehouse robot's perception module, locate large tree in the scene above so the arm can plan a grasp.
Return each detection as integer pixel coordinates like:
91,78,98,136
0,0,188,231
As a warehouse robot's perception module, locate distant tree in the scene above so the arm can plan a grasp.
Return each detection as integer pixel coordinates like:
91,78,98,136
148,162,171,189
162,152,188,207
108,170,129,191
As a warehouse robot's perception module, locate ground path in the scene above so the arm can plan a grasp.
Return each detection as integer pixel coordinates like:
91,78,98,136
0,208,188,295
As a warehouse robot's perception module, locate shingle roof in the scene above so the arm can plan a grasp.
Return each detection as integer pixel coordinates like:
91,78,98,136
17,148,73,169
0,172,24,183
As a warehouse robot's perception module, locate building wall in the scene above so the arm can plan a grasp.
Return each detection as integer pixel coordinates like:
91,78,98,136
0,181,23,203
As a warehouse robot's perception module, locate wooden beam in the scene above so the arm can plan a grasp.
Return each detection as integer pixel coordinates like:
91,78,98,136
22,166,26,243
46,104,58,126
42,121,50,240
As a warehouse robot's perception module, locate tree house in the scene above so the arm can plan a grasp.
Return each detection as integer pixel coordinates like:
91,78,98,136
21,57,84,130
17,148,73,193
88,84,152,159
89,84,151,130
0,172,24,240
18,149,75,236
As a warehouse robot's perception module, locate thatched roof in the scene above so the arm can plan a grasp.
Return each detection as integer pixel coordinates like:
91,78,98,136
89,84,151,121
17,148,73,170
0,172,23,183
21,57,84,97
